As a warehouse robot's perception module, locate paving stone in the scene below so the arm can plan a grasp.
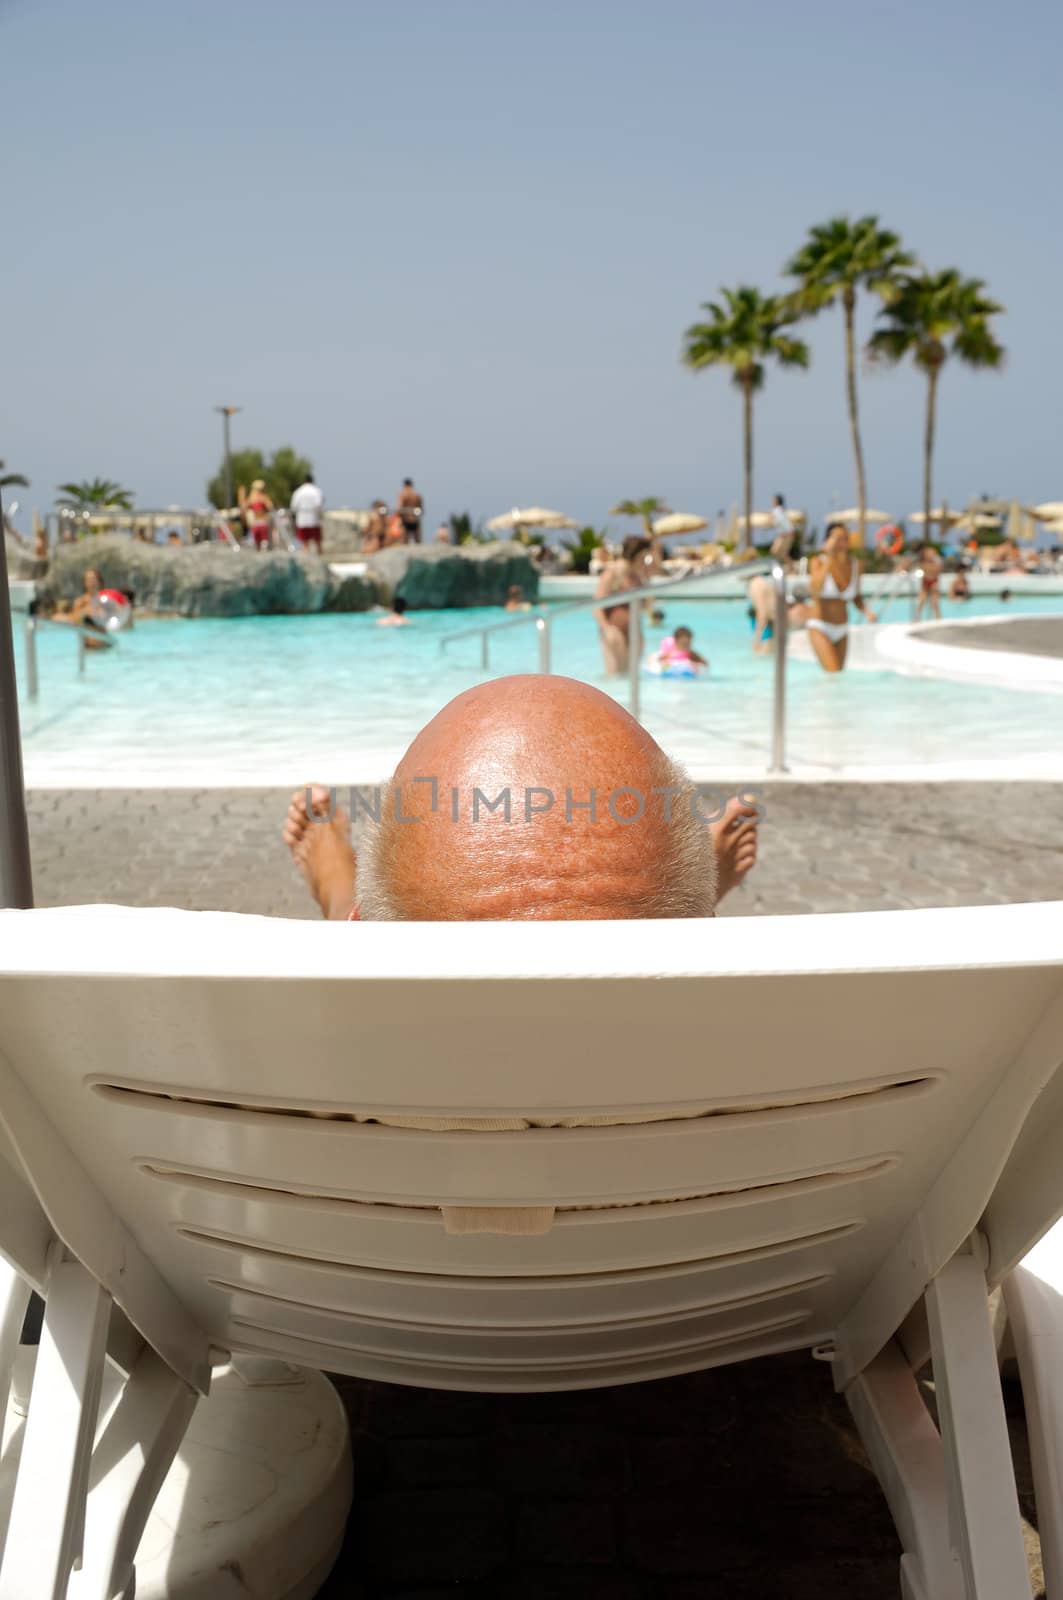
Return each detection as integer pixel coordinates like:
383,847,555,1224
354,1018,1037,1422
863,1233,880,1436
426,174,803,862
387,1435,485,1487
630,1434,742,1494
492,1575,643,1600
351,1488,507,1584
492,1424,630,1498
658,1563,897,1600
623,1496,758,1575
609,1368,743,1436
365,1382,495,1438
516,1499,617,1564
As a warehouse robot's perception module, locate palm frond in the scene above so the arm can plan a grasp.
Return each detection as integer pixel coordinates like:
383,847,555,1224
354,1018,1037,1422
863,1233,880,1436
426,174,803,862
868,268,1005,374
785,214,916,307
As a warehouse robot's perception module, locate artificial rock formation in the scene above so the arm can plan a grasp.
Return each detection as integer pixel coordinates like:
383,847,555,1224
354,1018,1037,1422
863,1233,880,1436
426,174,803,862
34,537,538,617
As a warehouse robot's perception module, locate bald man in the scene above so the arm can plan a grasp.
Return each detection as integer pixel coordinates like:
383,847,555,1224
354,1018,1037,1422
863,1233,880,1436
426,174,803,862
283,675,758,921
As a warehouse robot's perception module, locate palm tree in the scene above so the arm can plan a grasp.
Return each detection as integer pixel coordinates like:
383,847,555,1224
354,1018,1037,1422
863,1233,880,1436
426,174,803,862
56,477,135,511
610,497,671,538
682,287,809,550
868,270,1004,537
564,526,606,575
785,216,913,544
0,460,30,493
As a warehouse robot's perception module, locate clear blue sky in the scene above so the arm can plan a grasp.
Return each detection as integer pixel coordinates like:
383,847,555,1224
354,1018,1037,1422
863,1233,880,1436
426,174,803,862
3,0,1060,532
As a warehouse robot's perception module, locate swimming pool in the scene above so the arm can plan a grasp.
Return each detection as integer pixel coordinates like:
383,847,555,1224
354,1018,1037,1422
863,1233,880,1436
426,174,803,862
14,595,1063,785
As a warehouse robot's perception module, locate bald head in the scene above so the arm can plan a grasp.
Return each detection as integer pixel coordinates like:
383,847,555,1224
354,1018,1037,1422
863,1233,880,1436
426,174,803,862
357,676,715,920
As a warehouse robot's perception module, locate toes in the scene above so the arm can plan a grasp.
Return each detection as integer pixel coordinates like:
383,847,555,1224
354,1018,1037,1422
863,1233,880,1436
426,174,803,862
285,786,336,852
306,784,333,817
718,795,745,827
715,794,761,832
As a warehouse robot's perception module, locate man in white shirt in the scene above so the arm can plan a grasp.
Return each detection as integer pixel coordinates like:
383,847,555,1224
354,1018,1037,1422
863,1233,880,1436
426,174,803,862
290,474,324,553
766,492,795,559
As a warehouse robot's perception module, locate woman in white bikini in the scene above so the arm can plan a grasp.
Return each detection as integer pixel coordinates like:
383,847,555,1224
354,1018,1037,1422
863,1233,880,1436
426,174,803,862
807,521,877,673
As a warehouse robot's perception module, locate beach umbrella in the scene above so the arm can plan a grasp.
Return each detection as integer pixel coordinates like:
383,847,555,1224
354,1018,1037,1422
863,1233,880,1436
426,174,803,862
831,507,890,525
735,511,775,532
485,507,579,533
651,512,708,537
1004,501,1038,545
909,508,960,526
951,511,1003,534
1030,502,1063,522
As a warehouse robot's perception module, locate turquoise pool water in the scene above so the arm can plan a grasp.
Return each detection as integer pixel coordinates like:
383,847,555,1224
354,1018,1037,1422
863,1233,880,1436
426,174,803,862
14,595,1063,783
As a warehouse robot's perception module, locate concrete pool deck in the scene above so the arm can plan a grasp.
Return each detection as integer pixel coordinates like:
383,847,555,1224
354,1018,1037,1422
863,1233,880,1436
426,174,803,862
25,780,1060,1595
915,613,1063,657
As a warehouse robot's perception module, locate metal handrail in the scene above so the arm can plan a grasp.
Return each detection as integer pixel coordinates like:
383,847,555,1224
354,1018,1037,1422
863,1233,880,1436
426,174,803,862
21,612,120,698
874,564,923,623
439,561,773,659
770,564,788,773
440,559,780,759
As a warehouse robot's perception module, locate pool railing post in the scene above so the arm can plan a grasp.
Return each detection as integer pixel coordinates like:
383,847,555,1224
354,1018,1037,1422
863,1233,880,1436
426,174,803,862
769,562,788,774
536,615,551,674
628,598,641,723
78,629,86,676
24,616,38,701
481,632,489,671
0,492,34,908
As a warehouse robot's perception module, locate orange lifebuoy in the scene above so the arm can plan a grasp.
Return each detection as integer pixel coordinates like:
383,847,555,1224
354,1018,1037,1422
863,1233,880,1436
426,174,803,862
876,524,903,556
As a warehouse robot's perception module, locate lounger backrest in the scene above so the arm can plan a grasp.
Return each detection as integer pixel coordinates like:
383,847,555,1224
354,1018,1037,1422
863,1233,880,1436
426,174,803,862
1,904,1061,1391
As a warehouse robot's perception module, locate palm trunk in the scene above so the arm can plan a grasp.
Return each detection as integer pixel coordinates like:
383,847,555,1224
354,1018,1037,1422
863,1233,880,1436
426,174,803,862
742,375,753,553
923,364,939,541
843,288,867,544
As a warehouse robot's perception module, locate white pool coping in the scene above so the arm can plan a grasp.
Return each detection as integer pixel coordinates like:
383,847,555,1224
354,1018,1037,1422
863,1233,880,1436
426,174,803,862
539,570,1063,601
23,752,1063,789
873,614,1063,694
787,614,1063,692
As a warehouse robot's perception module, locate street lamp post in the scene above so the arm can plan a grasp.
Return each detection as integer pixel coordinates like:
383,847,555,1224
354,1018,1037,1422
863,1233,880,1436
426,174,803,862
214,405,241,514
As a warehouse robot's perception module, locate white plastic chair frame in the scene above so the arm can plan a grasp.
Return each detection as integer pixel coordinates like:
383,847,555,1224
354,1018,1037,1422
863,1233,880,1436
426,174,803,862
0,1124,198,1600
1,901,1062,1600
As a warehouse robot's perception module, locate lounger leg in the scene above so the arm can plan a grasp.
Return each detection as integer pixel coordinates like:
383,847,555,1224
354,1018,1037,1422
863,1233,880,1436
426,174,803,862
72,1341,198,1600
0,1255,110,1600
925,1251,1030,1599
0,1258,31,1426
845,1340,964,1600
1002,1225,1063,1600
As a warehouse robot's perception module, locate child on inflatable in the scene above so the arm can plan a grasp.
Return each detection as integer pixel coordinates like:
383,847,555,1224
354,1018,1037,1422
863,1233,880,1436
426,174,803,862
646,625,708,677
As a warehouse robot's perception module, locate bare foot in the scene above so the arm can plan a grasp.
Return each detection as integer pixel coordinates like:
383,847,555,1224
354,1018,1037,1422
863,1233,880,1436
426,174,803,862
283,786,357,920
710,795,760,903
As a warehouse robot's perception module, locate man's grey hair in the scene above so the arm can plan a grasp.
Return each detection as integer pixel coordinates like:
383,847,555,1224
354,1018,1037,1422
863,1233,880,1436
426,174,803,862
356,756,717,920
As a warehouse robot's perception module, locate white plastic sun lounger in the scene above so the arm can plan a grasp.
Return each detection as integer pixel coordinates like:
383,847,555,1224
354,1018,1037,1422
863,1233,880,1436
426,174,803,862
1,902,1062,1600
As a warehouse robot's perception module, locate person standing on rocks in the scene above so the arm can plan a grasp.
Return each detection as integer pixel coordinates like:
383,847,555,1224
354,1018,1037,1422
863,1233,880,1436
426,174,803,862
290,473,324,553
239,480,274,551
397,478,423,543
363,502,387,553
